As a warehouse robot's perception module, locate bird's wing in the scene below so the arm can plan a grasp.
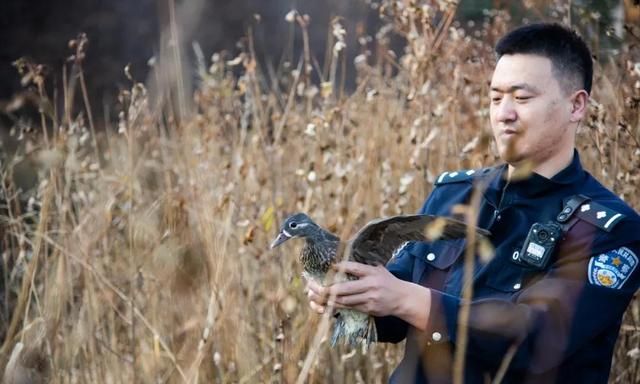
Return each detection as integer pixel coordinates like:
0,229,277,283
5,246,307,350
347,214,490,266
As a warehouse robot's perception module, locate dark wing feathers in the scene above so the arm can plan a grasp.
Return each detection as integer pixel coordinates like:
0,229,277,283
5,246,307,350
347,214,490,266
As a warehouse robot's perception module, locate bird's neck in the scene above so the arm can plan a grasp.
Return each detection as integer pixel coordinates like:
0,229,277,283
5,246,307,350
300,231,339,274
320,229,340,243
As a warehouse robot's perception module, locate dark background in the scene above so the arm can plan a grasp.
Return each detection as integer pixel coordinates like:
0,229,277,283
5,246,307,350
0,0,376,108
0,0,633,116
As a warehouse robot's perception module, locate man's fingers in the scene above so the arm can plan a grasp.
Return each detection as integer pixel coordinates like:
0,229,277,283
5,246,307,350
334,293,369,307
306,279,322,292
306,280,328,297
326,279,369,297
309,300,325,314
308,287,328,305
333,261,377,277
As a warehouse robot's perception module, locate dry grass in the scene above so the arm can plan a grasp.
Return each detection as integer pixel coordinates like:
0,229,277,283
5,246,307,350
1,1,640,383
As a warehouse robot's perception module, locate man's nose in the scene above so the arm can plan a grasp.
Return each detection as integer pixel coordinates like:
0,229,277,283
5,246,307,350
494,98,517,123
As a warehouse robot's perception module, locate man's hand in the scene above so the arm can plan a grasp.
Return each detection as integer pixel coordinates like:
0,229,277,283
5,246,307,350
306,261,432,331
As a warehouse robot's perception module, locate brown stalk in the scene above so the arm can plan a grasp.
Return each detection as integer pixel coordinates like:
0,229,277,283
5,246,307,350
168,0,188,121
452,182,485,384
491,341,520,384
298,14,313,117
0,171,54,369
432,3,458,52
36,76,49,147
78,63,102,169
273,57,303,144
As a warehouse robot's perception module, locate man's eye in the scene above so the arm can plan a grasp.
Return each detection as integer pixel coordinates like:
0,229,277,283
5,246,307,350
515,96,532,101
491,97,502,103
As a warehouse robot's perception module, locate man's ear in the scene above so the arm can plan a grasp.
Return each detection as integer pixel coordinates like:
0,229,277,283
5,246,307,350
569,90,589,123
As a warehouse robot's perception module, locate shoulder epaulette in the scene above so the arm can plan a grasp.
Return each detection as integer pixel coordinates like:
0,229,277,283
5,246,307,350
573,200,626,232
434,167,493,186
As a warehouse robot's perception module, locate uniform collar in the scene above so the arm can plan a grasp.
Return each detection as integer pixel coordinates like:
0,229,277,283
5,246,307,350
483,149,585,204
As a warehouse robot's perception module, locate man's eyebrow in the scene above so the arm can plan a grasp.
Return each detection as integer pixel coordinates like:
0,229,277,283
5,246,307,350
490,83,540,93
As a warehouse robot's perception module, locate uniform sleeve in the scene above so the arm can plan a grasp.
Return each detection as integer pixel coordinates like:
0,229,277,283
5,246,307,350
424,228,640,373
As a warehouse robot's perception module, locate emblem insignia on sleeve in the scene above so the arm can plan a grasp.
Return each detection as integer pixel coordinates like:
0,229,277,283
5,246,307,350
588,247,638,289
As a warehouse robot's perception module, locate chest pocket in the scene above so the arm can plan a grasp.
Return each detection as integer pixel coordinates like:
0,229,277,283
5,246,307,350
408,239,465,282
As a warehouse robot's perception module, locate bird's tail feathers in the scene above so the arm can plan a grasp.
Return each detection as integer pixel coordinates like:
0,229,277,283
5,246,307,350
331,315,377,347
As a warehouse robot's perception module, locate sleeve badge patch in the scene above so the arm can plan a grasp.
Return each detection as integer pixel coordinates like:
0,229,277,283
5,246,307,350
588,247,638,289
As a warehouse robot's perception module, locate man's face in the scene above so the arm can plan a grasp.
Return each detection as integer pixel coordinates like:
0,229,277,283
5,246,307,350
489,54,575,166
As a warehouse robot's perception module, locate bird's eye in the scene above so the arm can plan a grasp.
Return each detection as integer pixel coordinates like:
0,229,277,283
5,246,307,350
289,222,298,229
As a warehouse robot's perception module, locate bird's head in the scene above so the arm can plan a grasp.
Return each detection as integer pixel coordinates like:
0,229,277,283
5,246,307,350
270,212,318,249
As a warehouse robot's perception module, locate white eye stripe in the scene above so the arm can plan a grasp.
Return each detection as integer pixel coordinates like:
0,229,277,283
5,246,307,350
289,222,310,229
282,229,293,237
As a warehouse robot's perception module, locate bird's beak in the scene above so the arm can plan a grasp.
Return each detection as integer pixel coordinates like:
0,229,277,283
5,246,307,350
270,230,292,249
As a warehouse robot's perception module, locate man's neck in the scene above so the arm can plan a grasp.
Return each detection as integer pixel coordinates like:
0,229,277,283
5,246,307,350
507,147,575,180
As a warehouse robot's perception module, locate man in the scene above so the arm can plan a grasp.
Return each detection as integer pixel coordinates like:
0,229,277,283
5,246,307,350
307,23,640,383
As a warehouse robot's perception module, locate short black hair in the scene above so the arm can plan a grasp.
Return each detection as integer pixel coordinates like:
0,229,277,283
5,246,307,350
495,23,593,95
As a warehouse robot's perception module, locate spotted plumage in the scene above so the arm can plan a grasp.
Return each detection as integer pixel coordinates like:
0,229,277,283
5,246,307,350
271,212,489,346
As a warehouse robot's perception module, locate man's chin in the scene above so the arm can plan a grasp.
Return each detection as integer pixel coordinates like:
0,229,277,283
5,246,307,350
498,149,526,164
497,136,525,161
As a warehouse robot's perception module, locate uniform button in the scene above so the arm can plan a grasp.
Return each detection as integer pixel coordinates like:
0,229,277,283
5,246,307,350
426,253,436,261
432,332,442,342
513,283,521,290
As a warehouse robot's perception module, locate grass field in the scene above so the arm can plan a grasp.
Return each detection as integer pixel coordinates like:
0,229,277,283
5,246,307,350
1,1,640,383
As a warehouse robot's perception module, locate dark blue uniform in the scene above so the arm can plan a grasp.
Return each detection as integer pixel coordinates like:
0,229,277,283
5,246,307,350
376,151,640,383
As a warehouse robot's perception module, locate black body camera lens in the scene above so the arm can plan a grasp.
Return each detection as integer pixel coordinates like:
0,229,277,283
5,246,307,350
517,222,563,269
538,230,549,241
